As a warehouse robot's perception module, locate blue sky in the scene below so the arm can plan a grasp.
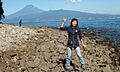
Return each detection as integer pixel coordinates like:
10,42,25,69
3,0,120,15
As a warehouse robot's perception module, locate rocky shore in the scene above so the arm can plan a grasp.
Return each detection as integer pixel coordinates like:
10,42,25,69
0,24,119,72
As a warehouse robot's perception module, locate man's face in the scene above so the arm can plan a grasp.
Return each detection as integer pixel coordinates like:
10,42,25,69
72,20,77,27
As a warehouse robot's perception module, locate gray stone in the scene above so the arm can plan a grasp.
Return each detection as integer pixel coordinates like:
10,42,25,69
103,65,112,72
20,60,26,67
27,61,35,68
37,29,45,33
34,58,40,66
110,48,115,53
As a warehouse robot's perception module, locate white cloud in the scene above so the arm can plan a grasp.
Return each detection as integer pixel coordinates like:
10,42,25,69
68,0,82,3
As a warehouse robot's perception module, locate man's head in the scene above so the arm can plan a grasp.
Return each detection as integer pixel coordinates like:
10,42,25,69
71,18,78,27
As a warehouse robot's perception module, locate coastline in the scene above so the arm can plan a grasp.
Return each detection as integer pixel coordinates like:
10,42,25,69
0,23,119,72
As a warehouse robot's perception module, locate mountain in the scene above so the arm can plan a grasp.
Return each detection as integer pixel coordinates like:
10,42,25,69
5,5,44,20
6,9,95,21
4,5,120,22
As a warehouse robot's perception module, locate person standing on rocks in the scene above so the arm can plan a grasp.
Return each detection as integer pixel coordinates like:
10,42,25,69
19,19,22,27
60,18,86,70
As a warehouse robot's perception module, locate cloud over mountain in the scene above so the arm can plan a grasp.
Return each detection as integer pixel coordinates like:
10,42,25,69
67,0,82,3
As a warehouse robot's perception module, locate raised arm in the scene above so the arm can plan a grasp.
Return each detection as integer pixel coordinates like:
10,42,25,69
60,18,67,30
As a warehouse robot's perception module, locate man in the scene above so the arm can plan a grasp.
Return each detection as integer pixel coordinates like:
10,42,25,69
60,18,86,70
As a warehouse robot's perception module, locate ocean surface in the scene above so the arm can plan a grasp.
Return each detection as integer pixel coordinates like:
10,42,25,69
6,18,120,47
6,18,120,28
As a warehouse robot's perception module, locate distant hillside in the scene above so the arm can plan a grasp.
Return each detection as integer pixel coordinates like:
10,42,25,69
5,5,44,20
3,5,120,22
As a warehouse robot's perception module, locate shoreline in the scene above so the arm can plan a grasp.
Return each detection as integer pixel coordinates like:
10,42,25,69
1,23,119,48
27,25,120,47
0,23,119,72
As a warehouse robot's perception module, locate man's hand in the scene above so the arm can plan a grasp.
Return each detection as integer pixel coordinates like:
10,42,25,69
61,18,67,27
62,18,67,23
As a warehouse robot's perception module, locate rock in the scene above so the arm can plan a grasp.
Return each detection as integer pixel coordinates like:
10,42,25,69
101,55,108,63
34,58,40,66
44,52,51,62
40,45,50,52
58,48,65,55
11,30,16,34
37,29,45,33
51,56,58,63
57,44,66,54
12,56,17,62
102,65,112,72
0,24,36,50
0,51,3,57
25,32,30,35
19,67,27,72
27,61,35,68
58,36,65,43
118,66,120,72
57,44,66,50
19,60,26,67
40,64,49,72
34,37,38,40
106,58,112,64
48,62,57,69
23,35,29,40
0,24,119,72
110,48,115,53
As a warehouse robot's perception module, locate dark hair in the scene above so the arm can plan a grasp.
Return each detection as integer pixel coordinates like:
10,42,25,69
71,18,78,27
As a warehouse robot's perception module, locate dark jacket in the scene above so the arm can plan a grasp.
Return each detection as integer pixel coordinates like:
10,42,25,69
60,26,82,49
